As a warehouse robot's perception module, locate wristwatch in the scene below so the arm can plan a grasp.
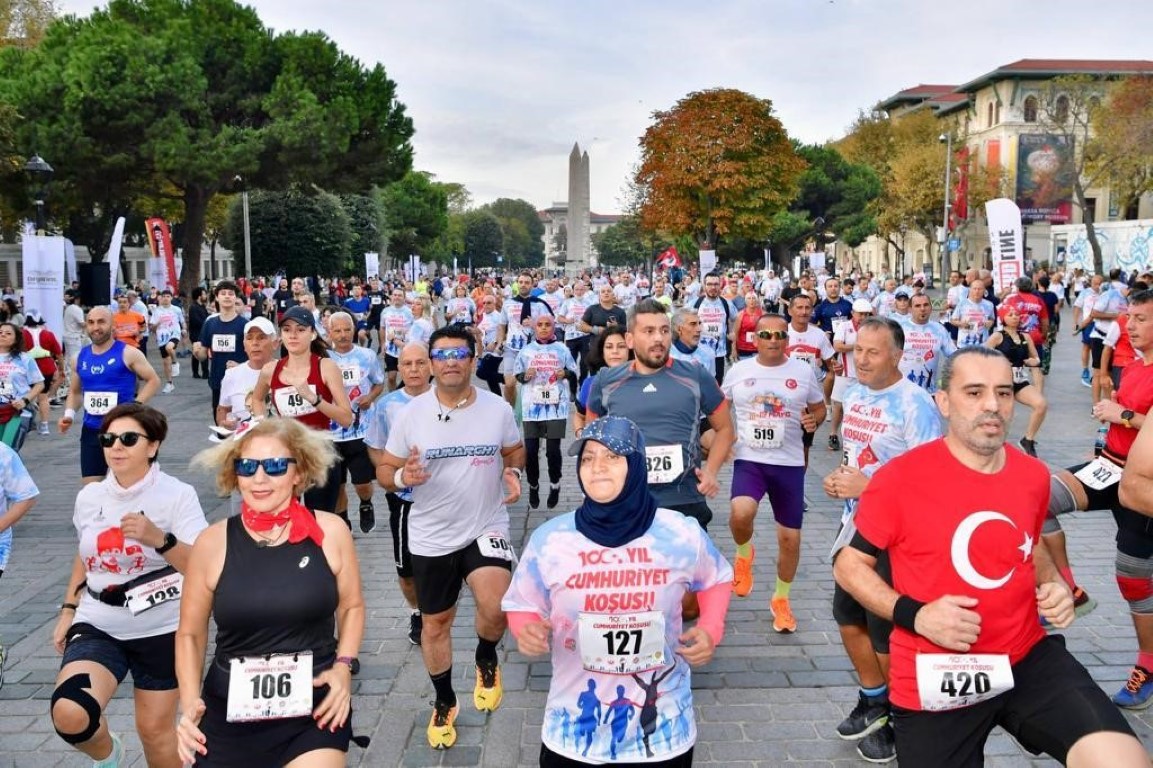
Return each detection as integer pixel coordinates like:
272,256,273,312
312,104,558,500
1121,409,1136,429
155,532,178,554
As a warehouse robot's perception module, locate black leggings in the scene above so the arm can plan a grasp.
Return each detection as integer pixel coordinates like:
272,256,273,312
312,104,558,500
566,337,590,397
525,436,562,487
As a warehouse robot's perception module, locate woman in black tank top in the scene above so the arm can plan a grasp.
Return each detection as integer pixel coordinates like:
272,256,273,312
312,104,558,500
986,306,1048,457
177,418,366,767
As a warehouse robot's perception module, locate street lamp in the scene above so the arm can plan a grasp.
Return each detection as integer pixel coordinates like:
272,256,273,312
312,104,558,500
233,175,252,279
938,133,953,290
24,153,53,235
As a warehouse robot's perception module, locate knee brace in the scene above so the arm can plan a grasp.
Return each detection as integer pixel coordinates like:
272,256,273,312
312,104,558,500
1116,551,1153,614
50,673,102,745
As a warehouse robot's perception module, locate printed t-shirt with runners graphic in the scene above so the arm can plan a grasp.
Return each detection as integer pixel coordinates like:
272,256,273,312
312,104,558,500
722,356,822,467
785,325,834,379
854,440,1048,712
502,508,732,763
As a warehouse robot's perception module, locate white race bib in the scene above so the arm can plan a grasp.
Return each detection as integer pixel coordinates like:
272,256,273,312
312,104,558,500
739,419,784,450
916,653,1013,711
701,321,722,340
529,383,559,406
226,652,313,722
791,351,816,369
0,379,12,398
370,296,382,305
273,386,317,417
1074,455,1123,490
477,531,514,562
124,571,183,615
578,611,666,674
831,317,850,333
1012,366,1030,385
744,331,755,344
84,391,118,416
211,334,236,353
644,445,684,485
339,364,361,388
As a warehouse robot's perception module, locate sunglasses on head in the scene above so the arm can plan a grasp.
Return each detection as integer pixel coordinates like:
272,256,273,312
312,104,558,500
234,457,297,477
430,347,472,361
755,330,789,341
98,431,149,448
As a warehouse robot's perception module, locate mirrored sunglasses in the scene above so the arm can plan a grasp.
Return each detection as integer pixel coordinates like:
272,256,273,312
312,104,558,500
755,330,789,341
430,347,473,361
234,457,297,477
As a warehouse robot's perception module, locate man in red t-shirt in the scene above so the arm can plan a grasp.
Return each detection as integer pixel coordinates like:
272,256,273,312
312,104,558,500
21,310,64,436
835,347,1143,767
1000,277,1049,350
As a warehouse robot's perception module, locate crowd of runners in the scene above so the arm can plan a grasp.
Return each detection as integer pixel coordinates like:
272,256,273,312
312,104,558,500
0,260,1152,766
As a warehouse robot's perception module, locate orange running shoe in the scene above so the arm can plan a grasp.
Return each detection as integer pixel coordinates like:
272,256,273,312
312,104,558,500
732,545,755,597
770,595,797,633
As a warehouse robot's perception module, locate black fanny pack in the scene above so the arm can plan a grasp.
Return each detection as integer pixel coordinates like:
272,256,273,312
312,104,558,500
87,565,178,607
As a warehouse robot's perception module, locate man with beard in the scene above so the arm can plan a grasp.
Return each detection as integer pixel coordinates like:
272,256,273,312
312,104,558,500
58,307,160,484
586,299,734,618
835,347,1145,768
693,273,737,384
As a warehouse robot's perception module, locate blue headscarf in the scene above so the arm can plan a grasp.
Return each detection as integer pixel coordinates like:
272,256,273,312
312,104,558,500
573,418,658,548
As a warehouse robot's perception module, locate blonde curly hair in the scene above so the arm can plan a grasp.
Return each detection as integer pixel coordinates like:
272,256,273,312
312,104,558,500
192,417,338,496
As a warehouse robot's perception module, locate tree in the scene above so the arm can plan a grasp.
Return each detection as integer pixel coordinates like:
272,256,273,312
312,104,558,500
634,88,806,249
592,216,668,267
341,192,386,269
222,188,350,277
461,210,503,269
0,0,413,295
380,170,448,262
0,0,55,48
478,197,544,267
1091,75,1153,226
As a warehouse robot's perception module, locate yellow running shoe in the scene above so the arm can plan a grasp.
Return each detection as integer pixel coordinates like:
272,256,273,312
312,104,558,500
427,700,458,749
474,662,503,712
732,545,755,597
770,595,797,633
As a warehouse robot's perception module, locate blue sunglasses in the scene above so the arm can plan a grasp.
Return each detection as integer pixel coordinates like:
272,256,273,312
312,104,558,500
430,347,473,361
234,457,297,477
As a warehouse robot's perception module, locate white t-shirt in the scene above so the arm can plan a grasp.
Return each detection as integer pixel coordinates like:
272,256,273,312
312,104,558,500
833,321,862,379
786,324,834,376
384,388,521,556
73,467,208,640
218,363,263,423
723,357,823,467
613,283,638,309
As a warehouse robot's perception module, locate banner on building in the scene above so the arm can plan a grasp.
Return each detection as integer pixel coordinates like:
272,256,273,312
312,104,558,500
986,198,1024,294
365,252,380,280
699,249,717,275
145,217,178,292
21,236,66,340
1015,134,1075,224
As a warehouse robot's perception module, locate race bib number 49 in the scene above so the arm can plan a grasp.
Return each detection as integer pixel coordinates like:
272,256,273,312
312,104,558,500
916,653,1013,711
273,386,317,417
226,652,313,722
578,611,666,674
644,445,684,484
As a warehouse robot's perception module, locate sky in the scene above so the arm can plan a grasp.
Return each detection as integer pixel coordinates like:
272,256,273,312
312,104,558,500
57,0,1153,215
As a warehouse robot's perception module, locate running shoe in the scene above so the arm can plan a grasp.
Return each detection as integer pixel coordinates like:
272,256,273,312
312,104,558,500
1018,437,1037,457
37,421,50,436
358,499,376,533
427,700,458,749
162,382,175,394
770,595,797,633
828,434,841,452
732,545,755,597
0,642,5,690
529,485,540,509
408,611,423,646
1113,666,1153,709
1073,587,1098,618
836,690,889,739
856,722,896,763
546,485,560,510
92,731,124,768
1081,368,1092,387
473,661,503,712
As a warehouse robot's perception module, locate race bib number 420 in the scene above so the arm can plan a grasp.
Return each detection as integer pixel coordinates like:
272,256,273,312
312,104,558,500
226,652,313,722
644,445,684,484
578,611,665,674
916,653,1013,711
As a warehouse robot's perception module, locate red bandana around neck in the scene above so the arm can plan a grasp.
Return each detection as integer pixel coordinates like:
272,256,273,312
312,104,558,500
240,497,325,547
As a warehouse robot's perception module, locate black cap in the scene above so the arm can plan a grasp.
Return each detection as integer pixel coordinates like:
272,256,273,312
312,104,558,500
279,305,316,329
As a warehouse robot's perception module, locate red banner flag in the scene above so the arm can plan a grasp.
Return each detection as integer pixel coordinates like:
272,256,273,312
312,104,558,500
656,246,681,269
145,217,178,292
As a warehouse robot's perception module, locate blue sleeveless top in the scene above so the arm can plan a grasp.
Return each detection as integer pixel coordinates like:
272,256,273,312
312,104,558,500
77,340,138,430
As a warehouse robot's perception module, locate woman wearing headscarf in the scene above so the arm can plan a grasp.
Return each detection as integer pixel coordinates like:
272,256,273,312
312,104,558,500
503,416,733,767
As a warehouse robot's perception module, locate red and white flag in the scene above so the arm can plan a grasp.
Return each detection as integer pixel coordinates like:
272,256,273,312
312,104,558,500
145,217,178,292
656,246,681,269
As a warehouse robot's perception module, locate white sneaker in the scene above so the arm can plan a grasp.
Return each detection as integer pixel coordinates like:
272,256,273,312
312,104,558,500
92,732,123,768
171,361,181,378
162,383,175,394
37,421,50,436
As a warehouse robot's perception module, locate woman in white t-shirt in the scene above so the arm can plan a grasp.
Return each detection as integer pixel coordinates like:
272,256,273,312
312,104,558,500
50,403,208,767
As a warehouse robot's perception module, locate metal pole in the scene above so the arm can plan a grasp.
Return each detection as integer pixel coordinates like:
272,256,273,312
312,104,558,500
242,190,252,278
940,133,953,288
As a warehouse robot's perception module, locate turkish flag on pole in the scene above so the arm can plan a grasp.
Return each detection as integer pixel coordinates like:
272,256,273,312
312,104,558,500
656,246,681,269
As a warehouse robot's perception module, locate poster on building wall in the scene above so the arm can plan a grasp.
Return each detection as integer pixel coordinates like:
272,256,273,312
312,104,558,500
986,198,1024,293
1015,134,1075,224
699,249,717,274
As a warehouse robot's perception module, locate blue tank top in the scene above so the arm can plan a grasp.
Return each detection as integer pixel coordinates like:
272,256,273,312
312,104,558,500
77,340,138,430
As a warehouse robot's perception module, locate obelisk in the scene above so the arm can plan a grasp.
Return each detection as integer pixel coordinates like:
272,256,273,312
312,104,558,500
567,142,591,274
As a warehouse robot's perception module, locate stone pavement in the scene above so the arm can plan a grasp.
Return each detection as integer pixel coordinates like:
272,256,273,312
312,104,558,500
2,309,1152,767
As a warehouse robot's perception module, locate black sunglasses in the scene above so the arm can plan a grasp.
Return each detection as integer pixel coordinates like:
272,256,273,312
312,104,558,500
98,431,148,448
234,457,297,478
